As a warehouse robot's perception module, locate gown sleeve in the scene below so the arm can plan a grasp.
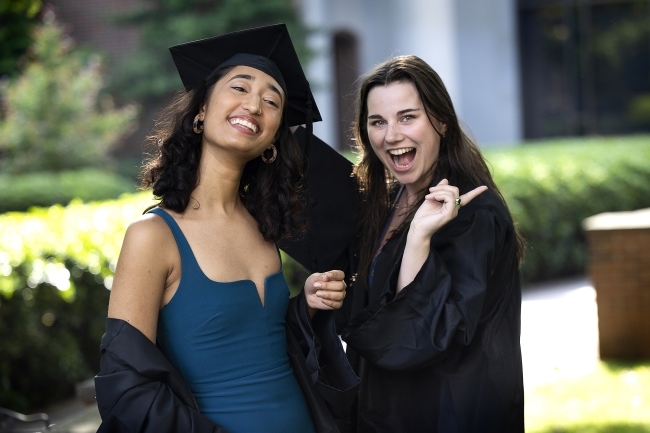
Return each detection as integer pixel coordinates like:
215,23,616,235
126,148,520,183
94,318,226,433
285,291,360,427
341,206,510,372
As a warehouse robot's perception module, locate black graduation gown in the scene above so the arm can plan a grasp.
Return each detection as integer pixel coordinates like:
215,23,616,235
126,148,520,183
94,292,359,433
338,190,524,433
281,128,523,432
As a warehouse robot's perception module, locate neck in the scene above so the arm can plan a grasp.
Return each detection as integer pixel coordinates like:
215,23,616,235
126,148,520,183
402,184,423,207
187,145,248,216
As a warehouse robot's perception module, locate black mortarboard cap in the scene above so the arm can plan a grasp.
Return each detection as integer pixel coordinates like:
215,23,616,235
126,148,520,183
279,127,362,273
169,24,321,128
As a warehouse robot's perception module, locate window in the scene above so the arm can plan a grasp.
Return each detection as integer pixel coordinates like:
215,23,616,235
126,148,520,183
519,0,650,138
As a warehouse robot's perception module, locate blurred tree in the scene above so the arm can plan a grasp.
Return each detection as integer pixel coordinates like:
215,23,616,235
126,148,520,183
109,0,311,102
0,0,42,77
0,14,138,174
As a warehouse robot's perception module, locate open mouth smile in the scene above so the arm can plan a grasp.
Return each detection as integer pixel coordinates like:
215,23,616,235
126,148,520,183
388,147,416,169
229,117,260,134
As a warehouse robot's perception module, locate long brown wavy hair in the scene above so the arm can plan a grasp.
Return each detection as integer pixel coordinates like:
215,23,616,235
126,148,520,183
141,65,305,243
352,55,525,288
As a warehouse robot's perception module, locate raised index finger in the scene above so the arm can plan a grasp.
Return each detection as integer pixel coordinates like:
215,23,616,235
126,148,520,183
459,186,488,206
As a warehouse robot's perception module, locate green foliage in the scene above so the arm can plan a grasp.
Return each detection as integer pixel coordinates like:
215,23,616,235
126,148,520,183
281,251,310,298
0,17,137,174
526,361,650,432
0,193,156,411
0,272,110,411
110,0,311,102
0,169,136,213
485,135,650,282
532,425,650,433
628,93,650,127
0,0,41,77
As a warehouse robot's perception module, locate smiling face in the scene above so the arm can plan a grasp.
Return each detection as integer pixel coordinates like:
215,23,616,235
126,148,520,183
365,81,446,196
198,65,285,162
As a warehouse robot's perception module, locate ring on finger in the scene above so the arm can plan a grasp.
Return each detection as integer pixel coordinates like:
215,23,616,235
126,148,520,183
454,197,462,206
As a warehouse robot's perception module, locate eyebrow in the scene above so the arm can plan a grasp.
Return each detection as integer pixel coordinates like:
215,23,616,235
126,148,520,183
228,74,284,102
397,108,421,116
367,108,421,119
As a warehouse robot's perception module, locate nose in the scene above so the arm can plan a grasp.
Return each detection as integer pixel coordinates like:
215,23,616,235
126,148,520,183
384,122,403,144
243,94,262,115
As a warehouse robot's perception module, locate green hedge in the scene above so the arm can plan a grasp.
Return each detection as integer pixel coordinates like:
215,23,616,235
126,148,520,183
0,193,155,411
0,169,137,213
1,135,649,411
485,135,650,282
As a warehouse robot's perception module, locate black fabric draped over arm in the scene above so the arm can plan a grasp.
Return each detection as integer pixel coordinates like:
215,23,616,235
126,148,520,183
95,318,224,433
285,292,360,432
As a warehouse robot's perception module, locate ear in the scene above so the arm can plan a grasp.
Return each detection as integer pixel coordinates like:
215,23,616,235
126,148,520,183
198,103,206,120
440,122,448,136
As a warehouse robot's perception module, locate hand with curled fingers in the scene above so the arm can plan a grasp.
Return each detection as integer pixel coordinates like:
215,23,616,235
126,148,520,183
410,179,488,241
303,270,347,315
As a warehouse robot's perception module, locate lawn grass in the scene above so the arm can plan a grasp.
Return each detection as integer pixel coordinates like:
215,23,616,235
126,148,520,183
526,361,650,433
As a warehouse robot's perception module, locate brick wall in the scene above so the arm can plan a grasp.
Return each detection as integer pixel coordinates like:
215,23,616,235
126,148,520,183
585,220,650,360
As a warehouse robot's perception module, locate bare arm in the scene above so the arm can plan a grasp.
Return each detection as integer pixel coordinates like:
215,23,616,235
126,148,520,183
397,179,488,292
107,214,176,343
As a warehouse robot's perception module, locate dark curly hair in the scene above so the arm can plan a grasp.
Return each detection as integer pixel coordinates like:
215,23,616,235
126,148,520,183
352,55,525,287
141,65,305,243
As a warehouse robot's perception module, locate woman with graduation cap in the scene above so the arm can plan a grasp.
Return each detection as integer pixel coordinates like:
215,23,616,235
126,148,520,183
94,25,358,433
283,56,525,432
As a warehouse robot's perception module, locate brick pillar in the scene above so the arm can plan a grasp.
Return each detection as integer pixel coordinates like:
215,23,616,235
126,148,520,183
584,208,650,360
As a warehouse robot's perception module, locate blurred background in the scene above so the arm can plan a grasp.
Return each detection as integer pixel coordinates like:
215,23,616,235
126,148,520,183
0,0,649,431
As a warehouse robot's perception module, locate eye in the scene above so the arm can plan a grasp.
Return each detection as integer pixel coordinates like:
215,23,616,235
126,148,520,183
369,119,386,126
401,115,415,122
231,86,246,92
264,99,279,108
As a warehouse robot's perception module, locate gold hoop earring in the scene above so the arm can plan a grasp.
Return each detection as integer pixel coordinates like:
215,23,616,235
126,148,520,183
193,114,204,134
261,144,277,163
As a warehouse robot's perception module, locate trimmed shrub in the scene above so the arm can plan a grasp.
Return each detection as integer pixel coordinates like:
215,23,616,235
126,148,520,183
0,193,156,411
485,135,650,282
0,169,137,213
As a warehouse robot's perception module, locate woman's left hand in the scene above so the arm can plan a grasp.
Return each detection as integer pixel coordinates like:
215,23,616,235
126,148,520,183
304,270,347,314
410,179,488,241
397,180,488,292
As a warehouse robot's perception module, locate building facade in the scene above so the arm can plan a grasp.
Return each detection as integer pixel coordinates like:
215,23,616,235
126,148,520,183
300,0,523,149
300,0,650,149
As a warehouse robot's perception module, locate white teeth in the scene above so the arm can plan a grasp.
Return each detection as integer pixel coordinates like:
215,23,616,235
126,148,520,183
388,148,414,156
230,118,259,133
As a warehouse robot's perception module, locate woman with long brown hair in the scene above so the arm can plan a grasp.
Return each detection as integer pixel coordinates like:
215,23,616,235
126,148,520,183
336,55,525,432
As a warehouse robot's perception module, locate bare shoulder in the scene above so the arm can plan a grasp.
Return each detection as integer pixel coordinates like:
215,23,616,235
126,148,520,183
123,212,175,247
107,212,176,342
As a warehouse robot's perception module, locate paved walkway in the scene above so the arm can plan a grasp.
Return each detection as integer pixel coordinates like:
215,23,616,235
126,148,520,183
40,277,599,431
521,277,599,390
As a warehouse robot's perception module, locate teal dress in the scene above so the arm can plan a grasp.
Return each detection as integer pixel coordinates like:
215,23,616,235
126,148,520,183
149,208,315,433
